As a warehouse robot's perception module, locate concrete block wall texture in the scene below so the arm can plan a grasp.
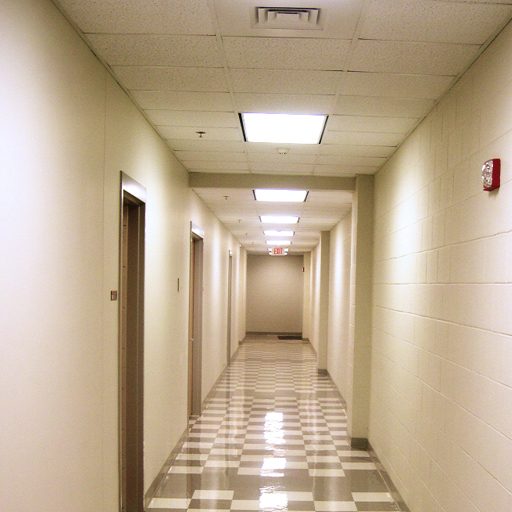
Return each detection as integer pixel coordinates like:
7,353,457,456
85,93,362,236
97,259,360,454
0,1,246,511
371,19,512,512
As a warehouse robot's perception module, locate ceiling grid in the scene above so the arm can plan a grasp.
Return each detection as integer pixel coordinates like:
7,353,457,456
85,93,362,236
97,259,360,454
53,0,512,252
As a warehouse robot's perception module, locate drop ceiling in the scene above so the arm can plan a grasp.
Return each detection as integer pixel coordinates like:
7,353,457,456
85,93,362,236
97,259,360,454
54,0,512,253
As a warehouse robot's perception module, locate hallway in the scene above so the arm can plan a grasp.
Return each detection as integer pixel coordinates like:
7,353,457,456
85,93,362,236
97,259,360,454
4,1,512,511
148,339,398,512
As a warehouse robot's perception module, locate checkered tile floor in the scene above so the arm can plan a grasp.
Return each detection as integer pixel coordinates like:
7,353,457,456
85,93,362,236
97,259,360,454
148,339,399,512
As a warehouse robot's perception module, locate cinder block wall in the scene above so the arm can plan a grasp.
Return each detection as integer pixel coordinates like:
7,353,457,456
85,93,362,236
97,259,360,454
371,20,512,512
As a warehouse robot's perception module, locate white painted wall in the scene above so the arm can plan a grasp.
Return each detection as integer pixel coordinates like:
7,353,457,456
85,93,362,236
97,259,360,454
302,252,312,340
327,214,352,405
371,20,512,512
310,243,321,354
246,255,304,333
310,234,330,367
0,1,246,511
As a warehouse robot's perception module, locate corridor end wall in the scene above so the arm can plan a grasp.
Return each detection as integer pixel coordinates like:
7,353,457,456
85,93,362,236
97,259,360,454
246,254,304,334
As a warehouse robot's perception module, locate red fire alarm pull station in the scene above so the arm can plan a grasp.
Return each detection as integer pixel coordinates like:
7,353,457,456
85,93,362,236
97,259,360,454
482,158,500,191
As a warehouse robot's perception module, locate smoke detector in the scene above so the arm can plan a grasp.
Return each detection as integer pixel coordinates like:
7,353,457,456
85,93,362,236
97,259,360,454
254,7,321,30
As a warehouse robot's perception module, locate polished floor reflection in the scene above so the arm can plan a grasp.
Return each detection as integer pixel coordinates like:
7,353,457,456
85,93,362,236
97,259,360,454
148,338,399,512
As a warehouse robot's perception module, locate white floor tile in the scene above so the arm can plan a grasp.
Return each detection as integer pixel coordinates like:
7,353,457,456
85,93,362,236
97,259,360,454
192,490,234,500
148,498,190,509
169,466,203,474
352,492,393,502
342,462,376,470
308,468,345,477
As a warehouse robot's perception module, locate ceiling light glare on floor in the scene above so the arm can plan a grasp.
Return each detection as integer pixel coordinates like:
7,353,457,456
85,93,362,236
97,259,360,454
241,113,327,144
254,189,308,202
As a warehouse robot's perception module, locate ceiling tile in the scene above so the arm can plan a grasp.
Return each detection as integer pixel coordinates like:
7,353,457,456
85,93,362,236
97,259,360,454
317,155,387,166
349,40,479,75
112,66,228,92
167,140,245,152
235,93,334,114
146,111,238,127
175,151,247,162
319,144,395,157
230,69,341,94
335,95,434,117
361,0,512,44
132,91,233,110
213,0,364,39
223,37,351,70
248,153,317,164
340,72,453,99
327,115,418,133
322,131,402,146
158,126,242,141
86,34,222,66
57,0,215,34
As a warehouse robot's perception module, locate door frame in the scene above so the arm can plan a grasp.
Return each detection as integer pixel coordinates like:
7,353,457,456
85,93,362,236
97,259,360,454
226,251,233,364
118,172,146,512
188,223,204,419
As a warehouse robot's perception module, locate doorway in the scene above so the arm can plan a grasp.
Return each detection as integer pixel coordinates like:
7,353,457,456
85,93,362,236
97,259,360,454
226,252,233,364
188,229,204,418
119,172,146,512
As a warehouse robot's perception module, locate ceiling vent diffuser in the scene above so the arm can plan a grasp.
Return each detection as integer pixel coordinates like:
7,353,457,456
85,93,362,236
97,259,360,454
254,7,321,30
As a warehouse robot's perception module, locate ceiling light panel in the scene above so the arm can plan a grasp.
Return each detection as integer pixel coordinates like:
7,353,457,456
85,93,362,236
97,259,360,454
241,113,327,144
260,215,299,224
266,240,292,246
254,189,308,202
264,230,294,237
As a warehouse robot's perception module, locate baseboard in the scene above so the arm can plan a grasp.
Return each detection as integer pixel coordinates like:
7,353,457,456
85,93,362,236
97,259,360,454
145,343,242,506
367,442,411,512
144,426,190,507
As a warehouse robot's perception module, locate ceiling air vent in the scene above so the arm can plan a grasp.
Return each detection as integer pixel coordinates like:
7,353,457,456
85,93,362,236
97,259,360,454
254,7,321,30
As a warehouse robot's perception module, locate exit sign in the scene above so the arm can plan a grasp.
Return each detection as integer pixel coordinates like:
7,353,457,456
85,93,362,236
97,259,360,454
270,247,287,256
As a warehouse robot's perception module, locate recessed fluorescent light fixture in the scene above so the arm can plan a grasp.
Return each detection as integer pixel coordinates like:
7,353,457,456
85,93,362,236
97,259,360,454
241,113,327,144
260,215,299,224
253,189,308,202
266,240,291,246
264,230,294,237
